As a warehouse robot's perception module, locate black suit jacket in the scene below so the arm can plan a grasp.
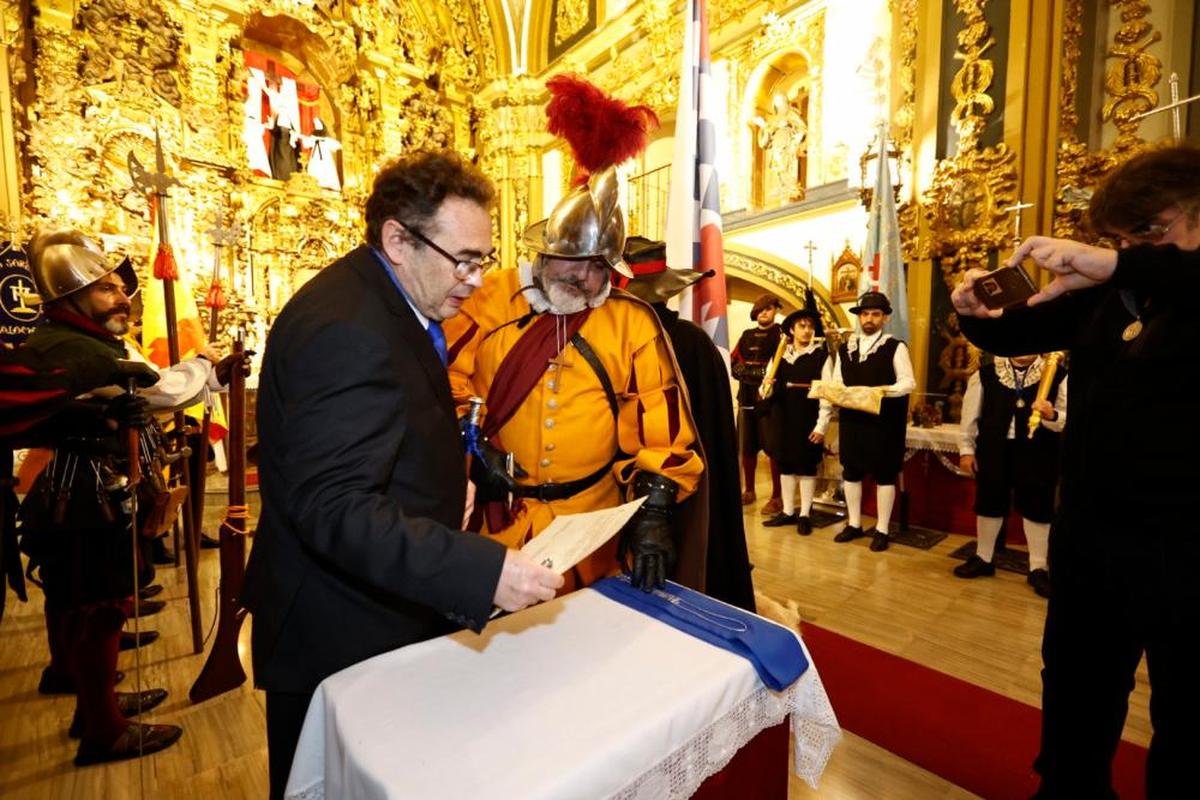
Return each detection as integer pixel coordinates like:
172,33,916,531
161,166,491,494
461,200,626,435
242,245,506,694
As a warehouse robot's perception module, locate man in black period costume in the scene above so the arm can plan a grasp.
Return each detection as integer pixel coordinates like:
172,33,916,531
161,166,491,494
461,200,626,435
618,236,755,612
242,151,562,800
731,293,783,513
14,229,244,764
830,291,914,552
955,352,1066,597
760,305,832,536
954,143,1200,798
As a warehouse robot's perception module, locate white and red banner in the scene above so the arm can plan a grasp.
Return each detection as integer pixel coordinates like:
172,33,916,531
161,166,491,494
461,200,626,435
665,0,730,360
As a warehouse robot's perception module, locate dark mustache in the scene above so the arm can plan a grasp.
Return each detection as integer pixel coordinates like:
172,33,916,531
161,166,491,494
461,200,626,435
551,277,588,291
103,304,132,318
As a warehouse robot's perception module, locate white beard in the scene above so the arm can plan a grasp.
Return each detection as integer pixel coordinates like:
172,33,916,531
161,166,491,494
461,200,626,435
520,259,611,315
103,317,130,335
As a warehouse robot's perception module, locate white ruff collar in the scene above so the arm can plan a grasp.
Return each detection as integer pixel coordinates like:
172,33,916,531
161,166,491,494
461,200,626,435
518,259,611,315
783,340,823,363
846,332,892,357
995,357,1044,390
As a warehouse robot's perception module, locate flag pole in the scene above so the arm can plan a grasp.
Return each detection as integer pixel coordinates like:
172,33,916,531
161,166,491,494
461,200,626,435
128,128,204,654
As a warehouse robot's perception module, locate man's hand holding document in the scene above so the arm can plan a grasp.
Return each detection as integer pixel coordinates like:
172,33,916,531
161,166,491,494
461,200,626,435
490,497,647,618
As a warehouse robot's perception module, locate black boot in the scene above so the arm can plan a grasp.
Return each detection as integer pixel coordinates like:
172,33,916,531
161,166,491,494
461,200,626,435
74,722,183,766
763,512,798,527
69,689,169,738
796,516,812,536
868,528,890,552
118,630,160,651
1027,568,1051,598
833,524,864,543
953,554,996,578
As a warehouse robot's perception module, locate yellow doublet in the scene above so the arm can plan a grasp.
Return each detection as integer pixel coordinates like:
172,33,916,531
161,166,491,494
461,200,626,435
445,267,702,585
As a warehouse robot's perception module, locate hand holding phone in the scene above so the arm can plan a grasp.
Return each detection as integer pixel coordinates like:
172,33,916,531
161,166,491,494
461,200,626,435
971,264,1037,310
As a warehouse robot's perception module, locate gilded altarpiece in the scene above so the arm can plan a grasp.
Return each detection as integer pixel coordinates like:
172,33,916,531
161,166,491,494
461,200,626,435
6,0,503,352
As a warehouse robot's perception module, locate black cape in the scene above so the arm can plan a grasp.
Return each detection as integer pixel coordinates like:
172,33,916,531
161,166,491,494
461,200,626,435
653,304,755,612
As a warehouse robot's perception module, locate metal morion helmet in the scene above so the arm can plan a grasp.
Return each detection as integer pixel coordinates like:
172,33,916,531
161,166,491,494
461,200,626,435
523,74,659,280
27,228,138,303
523,165,630,277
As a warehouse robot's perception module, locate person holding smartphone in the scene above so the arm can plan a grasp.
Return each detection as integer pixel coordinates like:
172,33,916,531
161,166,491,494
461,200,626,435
951,144,1200,798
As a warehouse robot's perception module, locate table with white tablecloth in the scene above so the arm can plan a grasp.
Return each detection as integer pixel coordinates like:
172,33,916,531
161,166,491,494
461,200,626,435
285,588,840,800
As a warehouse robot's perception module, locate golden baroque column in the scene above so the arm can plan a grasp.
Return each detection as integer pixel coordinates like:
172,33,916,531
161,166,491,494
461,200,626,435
475,75,550,272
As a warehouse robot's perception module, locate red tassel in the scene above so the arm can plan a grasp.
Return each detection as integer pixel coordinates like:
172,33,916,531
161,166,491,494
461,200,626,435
153,244,178,281
545,74,658,177
205,280,227,309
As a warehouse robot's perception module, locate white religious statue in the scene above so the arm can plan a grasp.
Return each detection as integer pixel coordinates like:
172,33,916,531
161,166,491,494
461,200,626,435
242,68,272,176
303,118,343,191
751,92,808,205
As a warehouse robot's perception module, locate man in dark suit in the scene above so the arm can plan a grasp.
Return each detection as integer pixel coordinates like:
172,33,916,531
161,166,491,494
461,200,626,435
241,151,563,800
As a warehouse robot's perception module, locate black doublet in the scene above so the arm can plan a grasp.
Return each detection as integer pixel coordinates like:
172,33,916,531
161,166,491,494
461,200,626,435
837,336,908,483
765,348,827,475
971,362,1064,522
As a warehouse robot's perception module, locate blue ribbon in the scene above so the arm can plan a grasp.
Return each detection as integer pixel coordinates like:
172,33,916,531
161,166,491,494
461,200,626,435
591,575,808,691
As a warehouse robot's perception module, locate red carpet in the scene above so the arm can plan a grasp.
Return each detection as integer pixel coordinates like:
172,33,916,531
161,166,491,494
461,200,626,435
801,623,1148,799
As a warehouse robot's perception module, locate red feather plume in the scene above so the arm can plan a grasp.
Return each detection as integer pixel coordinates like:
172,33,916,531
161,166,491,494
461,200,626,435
545,74,659,182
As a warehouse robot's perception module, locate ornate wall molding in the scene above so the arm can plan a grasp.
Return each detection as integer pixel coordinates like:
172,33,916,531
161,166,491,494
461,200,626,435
1053,0,1160,239
724,247,845,335
915,0,1017,290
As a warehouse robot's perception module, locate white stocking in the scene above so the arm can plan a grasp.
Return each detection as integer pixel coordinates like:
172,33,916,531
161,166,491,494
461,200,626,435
798,477,816,517
876,485,896,535
844,481,863,527
975,516,1003,563
1024,519,1050,572
780,474,797,516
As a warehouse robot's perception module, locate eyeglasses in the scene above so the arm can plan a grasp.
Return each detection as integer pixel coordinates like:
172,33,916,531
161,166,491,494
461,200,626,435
1111,211,1187,246
396,221,496,280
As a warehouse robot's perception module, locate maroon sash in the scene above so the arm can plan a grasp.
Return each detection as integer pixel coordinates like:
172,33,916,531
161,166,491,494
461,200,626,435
477,308,592,532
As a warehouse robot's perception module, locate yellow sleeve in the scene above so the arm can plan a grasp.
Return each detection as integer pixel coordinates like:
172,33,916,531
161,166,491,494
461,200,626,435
615,332,704,502
444,269,517,411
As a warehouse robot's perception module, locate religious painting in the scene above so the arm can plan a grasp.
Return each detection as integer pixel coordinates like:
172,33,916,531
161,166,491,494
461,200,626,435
830,243,862,303
240,50,342,191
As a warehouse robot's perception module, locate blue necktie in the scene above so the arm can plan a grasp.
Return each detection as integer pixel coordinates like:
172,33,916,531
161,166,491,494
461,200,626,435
428,321,448,366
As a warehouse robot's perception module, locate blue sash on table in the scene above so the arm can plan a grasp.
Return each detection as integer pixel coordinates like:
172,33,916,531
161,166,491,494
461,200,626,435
591,575,808,691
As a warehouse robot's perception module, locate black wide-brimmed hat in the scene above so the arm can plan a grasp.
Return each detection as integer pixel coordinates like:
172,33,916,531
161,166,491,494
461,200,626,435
615,235,712,304
849,291,891,315
781,307,820,334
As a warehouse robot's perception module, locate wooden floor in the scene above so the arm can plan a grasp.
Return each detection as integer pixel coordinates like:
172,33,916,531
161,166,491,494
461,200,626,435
0,466,1151,799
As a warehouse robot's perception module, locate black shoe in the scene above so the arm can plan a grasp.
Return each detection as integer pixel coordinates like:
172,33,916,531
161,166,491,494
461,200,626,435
150,542,175,566
833,525,864,543
74,722,183,766
796,516,812,536
119,630,160,651
868,529,890,552
68,689,169,738
199,532,220,549
763,512,798,527
39,668,125,696
138,584,163,600
953,554,996,579
130,599,165,618
1028,568,1051,598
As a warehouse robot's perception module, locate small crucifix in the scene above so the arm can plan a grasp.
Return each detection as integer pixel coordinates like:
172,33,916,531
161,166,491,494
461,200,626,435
1003,201,1035,248
1132,72,1200,142
802,241,817,287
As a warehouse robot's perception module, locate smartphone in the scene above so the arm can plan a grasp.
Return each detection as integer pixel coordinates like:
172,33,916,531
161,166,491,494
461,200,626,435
972,265,1037,310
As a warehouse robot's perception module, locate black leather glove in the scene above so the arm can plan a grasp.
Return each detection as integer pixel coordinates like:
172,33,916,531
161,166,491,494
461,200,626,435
214,350,255,385
104,393,151,429
110,360,160,389
618,472,678,592
469,439,528,502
